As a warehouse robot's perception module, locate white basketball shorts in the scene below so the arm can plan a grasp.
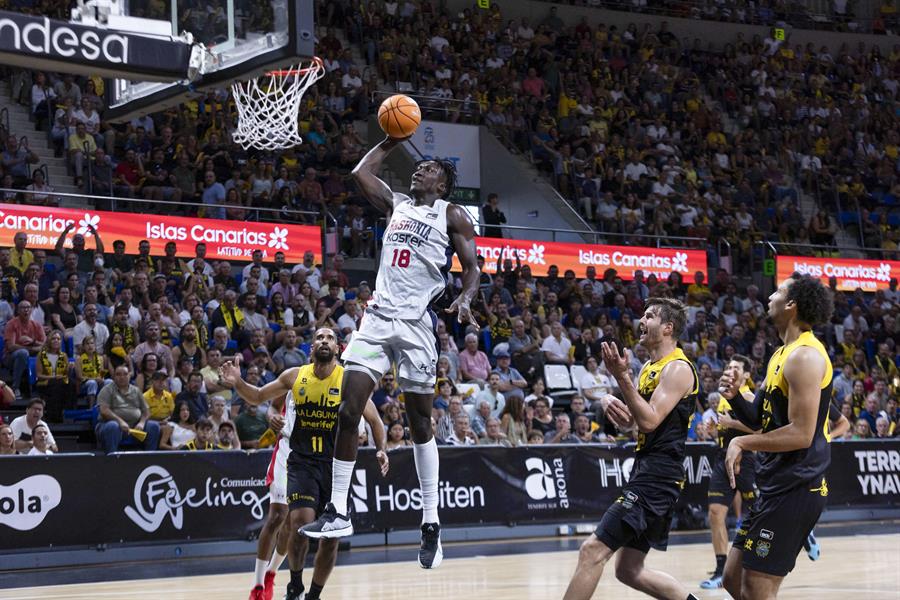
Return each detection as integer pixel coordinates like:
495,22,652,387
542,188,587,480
342,309,439,388
265,436,290,505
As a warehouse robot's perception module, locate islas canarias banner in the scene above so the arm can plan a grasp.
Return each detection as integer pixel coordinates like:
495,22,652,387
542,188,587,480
777,255,898,292
0,203,321,262
452,237,707,280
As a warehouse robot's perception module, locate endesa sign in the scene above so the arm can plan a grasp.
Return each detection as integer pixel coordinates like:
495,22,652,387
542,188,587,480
452,237,707,280
777,255,897,292
0,203,320,262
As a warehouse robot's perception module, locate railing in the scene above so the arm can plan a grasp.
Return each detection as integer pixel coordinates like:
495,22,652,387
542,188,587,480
0,107,8,136
37,163,49,185
531,0,891,34
493,223,706,249
0,187,320,223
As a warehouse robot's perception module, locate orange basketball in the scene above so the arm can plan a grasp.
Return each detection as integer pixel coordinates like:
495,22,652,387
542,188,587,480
378,94,421,138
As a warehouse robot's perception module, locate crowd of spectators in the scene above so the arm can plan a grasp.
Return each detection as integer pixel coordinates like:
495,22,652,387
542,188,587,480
1,1,899,456
332,1,900,265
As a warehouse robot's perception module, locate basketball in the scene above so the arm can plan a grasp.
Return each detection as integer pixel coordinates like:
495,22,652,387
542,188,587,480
378,94,421,139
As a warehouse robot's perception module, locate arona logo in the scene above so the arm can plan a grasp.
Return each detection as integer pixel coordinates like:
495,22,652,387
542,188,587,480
0,475,62,531
524,457,569,508
351,470,369,513
524,457,555,501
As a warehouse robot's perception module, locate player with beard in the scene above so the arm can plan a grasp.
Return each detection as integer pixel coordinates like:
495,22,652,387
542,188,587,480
564,298,700,600
701,354,758,589
718,274,834,599
223,328,389,600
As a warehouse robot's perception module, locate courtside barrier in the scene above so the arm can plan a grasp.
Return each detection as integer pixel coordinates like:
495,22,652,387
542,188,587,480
1,441,896,551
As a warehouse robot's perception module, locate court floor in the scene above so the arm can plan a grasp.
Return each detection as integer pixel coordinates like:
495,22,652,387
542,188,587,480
5,532,899,599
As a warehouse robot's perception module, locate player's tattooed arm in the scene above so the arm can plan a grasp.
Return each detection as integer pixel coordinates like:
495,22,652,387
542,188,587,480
447,203,480,330
351,137,405,214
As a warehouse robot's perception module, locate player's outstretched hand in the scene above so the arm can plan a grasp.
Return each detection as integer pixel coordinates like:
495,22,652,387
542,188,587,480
600,341,629,379
376,449,390,476
446,297,479,331
725,438,743,489
219,354,242,386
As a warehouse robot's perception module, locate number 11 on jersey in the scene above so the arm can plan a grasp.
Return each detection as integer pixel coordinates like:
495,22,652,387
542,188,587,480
391,248,411,268
311,435,324,453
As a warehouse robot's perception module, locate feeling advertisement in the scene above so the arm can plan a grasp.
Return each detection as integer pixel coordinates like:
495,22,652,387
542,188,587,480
452,237,708,280
0,203,321,263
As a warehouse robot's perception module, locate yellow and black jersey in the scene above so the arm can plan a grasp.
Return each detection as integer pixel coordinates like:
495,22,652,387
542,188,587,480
758,330,833,495
634,347,699,481
716,384,752,453
184,439,216,451
289,363,343,462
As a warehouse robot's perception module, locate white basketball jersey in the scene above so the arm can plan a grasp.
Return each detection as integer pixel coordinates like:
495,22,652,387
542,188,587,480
371,193,452,319
281,390,294,438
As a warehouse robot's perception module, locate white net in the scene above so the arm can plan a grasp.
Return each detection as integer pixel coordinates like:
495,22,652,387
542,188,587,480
230,58,324,151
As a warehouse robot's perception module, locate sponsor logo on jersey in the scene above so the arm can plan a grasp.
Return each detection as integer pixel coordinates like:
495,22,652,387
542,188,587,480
328,387,340,395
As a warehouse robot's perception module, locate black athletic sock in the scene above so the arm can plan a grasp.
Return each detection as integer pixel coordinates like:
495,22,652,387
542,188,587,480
687,594,699,600
715,553,726,576
305,581,325,600
289,569,304,593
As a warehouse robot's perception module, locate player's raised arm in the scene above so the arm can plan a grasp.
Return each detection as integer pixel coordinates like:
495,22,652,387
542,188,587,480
602,341,693,433
220,356,296,406
447,204,480,328
351,137,406,213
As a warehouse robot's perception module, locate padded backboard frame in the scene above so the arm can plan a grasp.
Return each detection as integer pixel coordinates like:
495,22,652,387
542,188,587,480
104,0,313,123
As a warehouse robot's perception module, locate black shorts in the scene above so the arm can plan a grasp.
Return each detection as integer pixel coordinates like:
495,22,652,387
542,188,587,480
287,453,332,513
708,452,757,507
732,476,829,577
594,479,682,553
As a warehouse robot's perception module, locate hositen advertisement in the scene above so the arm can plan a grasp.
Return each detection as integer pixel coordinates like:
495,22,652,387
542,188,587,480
0,203,321,263
777,255,898,292
452,237,708,281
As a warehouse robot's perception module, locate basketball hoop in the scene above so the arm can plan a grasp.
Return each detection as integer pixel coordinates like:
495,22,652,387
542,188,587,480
231,57,325,151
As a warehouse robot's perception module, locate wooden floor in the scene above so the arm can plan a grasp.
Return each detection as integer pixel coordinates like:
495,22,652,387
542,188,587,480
5,534,899,599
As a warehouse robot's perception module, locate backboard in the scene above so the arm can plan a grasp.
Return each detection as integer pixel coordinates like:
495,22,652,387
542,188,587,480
104,0,314,122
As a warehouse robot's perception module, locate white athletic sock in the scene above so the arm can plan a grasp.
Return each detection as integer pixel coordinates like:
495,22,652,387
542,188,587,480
331,457,356,516
266,548,286,573
414,438,440,524
254,558,267,586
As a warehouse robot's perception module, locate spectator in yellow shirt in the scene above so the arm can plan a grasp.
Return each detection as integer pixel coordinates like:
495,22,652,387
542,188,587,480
9,232,33,274
144,371,175,422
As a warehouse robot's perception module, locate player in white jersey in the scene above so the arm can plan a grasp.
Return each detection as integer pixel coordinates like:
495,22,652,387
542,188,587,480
247,392,293,600
301,136,480,570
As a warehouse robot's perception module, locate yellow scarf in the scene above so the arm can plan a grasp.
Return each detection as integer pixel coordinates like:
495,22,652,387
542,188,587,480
221,306,244,332
80,352,105,378
193,319,209,349
37,350,69,386
112,322,136,351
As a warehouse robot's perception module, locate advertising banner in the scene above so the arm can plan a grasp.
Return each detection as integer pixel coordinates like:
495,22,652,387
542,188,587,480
451,237,708,280
826,441,900,506
405,121,480,189
777,255,899,292
0,203,321,263
0,10,192,80
1,442,895,552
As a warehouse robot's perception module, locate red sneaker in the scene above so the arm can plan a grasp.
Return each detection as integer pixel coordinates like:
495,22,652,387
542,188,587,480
249,585,265,600
263,571,276,600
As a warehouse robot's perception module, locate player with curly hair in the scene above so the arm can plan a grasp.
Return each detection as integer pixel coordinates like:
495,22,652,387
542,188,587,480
718,273,834,599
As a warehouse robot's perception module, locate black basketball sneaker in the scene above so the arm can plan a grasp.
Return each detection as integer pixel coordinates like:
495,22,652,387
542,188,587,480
300,502,354,539
418,522,443,569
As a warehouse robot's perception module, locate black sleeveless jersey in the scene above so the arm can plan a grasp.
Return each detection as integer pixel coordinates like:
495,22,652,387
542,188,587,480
288,364,343,462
